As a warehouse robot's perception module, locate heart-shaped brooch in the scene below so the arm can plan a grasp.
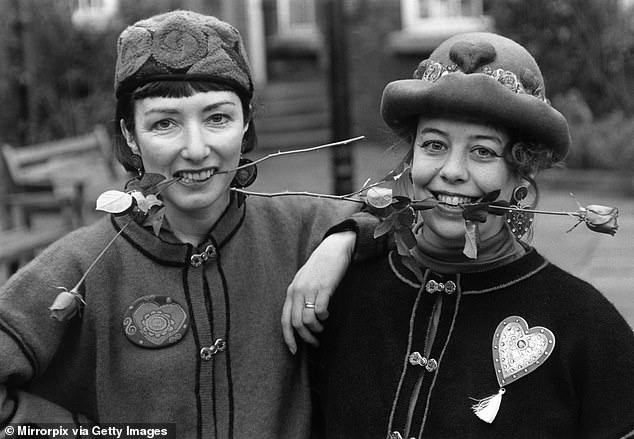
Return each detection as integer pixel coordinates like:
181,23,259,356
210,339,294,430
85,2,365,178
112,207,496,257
471,316,555,423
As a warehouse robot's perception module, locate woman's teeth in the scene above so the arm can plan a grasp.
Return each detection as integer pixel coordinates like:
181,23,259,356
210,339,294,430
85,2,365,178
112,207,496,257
436,194,474,206
178,169,214,183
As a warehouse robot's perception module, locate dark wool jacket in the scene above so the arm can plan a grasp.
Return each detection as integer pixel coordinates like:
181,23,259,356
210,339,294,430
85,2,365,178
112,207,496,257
0,195,377,439
316,248,634,439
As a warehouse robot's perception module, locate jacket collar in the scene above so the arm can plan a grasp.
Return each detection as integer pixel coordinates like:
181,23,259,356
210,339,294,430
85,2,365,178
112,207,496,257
389,246,549,294
111,195,246,266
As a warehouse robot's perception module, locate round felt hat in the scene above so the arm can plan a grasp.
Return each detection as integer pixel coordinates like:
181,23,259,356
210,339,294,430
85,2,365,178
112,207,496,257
381,32,570,160
114,10,253,100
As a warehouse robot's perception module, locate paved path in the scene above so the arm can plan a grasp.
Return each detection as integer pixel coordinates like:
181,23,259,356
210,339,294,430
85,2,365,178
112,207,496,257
250,142,634,328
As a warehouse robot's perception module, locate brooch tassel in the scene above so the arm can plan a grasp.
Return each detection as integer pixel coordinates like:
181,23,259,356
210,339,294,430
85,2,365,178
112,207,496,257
470,388,505,423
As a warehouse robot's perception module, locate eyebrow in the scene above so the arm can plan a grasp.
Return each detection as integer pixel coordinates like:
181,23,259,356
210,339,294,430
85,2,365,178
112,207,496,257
143,100,237,116
419,127,448,137
419,128,503,144
470,133,504,144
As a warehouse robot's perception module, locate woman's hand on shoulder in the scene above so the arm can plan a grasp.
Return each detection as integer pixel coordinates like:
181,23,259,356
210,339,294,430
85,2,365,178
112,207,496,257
282,231,356,354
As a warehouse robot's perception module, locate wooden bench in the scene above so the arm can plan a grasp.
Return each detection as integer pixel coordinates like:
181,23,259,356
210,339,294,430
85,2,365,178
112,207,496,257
0,225,69,283
0,125,116,282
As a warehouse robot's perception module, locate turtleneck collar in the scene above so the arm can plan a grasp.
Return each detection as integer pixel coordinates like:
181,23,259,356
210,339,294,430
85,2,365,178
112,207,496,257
411,225,526,274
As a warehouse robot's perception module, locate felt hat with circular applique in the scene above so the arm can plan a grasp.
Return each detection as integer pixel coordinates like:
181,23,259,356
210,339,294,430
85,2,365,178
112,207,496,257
114,10,253,100
381,32,570,160
114,10,257,153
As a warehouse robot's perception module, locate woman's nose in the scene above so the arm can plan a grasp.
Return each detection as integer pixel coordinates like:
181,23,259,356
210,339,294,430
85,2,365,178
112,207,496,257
439,150,468,183
181,125,210,162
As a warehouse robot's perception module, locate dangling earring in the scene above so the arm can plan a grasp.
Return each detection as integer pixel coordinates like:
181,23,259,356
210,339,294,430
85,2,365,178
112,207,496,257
230,156,257,188
506,185,534,240
130,154,144,179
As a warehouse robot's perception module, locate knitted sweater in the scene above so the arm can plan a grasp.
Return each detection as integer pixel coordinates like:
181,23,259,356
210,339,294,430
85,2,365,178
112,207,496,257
0,195,374,438
316,248,634,439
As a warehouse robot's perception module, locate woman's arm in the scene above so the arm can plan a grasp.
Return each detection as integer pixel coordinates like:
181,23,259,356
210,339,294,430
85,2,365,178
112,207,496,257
0,234,96,426
0,357,94,428
282,211,389,353
282,231,356,353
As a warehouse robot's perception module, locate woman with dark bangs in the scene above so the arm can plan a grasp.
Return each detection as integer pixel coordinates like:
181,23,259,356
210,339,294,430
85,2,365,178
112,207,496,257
0,10,378,438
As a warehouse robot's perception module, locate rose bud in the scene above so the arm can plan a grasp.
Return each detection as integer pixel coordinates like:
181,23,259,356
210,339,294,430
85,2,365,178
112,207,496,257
582,204,619,236
49,289,85,321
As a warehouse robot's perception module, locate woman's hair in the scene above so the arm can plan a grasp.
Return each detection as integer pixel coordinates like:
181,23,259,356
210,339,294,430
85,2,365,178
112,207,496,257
114,81,254,173
505,140,559,202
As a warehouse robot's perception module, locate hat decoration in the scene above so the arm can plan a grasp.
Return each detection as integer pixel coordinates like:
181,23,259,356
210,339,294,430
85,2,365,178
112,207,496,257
381,32,571,160
114,10,253,98
415,59,546,103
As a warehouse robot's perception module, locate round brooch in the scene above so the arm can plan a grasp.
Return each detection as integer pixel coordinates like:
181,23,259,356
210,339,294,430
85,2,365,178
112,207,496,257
123,295,189,348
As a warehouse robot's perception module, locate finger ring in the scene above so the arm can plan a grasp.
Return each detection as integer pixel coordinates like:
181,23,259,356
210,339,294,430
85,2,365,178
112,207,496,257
304,301,316,309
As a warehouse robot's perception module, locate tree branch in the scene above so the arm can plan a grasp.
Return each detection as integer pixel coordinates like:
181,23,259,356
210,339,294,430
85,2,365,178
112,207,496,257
216,136,365,174
231,188,365,203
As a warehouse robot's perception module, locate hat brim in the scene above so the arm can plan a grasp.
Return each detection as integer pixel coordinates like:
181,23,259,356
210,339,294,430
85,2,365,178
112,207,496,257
381,74,570,160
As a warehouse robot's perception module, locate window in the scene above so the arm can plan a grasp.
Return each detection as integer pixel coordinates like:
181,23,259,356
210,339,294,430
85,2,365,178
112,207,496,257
268,0,322,57
401,0,492,34
72,0,118,30
276,0,317,35
76,0,105,11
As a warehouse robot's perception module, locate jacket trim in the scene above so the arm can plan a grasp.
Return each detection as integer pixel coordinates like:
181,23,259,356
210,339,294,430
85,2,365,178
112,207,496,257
111,196,247,267
419,288,462,437
217,249,235,438
387,282,426,437
389,252,421,288
619,428,634,439
200,271,219,437
389,247,549,295
1,387,20,429
461,261,549,295
218,206,245,249
0,319,37,378
111,216,188,267
179,260,204,439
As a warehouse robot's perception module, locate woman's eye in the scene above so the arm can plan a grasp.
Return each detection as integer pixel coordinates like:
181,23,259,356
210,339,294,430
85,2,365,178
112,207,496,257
421,140,446,153
208,113,229,124
152,119,175,130
472,147,501,159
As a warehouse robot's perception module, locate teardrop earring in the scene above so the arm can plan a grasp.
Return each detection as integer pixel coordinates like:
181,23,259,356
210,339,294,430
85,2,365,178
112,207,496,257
506,185,534,240
130,154,144,179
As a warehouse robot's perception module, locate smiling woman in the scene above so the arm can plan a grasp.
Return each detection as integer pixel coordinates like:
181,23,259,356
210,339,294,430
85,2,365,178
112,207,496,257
290,32,634,439
120,89,248,244
412,118,517,247
0,10,381,438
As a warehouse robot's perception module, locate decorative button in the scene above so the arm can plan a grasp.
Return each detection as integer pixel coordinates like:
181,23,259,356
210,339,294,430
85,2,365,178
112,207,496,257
190,244,217,267
409,351,428,367
408,352,438,372
200,338,226,360
444,281,456,294
425,358,438,372
425,279,456,294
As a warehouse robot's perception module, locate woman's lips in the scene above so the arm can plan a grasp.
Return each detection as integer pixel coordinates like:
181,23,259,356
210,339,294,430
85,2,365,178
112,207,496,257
174,168,216,184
